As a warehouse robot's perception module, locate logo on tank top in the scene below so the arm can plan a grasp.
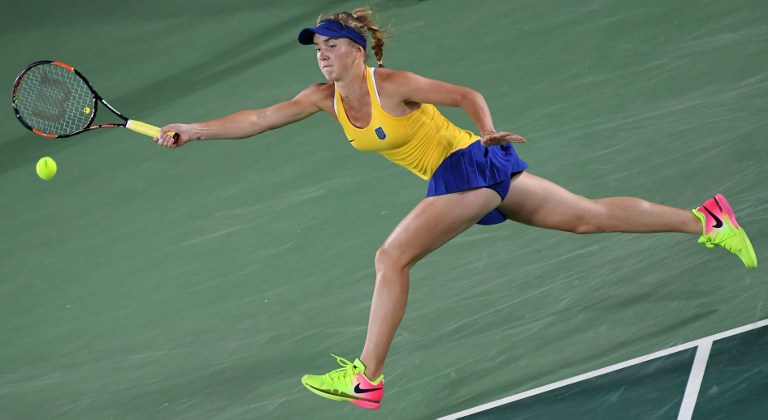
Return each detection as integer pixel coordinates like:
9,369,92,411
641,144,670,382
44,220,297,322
375,126,387,140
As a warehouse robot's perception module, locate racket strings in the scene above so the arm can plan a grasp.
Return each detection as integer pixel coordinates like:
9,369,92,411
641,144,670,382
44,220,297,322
14,64,94,136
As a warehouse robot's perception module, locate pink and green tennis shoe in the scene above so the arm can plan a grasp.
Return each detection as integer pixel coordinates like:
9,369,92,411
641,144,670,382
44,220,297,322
301,355,384,410
692,194,757,268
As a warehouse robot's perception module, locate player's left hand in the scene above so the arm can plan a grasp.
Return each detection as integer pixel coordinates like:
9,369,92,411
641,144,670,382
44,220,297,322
480,130,526,146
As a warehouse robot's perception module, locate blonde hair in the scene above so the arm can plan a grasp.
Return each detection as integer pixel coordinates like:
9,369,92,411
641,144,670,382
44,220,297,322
319,7,388,67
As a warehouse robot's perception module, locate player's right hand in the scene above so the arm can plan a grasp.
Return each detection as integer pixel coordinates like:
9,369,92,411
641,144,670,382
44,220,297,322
155,123,193,148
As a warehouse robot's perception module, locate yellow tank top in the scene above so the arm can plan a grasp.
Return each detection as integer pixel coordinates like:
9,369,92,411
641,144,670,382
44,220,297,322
335,67,478,180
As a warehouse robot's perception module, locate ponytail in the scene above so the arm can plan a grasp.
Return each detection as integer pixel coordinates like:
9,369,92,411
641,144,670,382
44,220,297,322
319,7,388,67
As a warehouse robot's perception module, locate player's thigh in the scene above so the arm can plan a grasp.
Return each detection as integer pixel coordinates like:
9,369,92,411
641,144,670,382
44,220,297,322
497,172,598,232
379,188,502,268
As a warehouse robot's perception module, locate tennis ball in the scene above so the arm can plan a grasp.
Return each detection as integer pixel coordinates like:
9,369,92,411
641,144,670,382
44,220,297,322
36,156,57,180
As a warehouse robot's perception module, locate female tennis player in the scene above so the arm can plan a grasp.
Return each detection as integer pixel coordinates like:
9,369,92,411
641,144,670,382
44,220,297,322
155,7,757,410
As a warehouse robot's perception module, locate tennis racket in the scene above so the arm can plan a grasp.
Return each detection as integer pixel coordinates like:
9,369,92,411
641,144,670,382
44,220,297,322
11,60,176,140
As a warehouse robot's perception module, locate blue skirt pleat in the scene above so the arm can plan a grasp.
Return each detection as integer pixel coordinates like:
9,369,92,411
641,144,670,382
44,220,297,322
427,141,528,225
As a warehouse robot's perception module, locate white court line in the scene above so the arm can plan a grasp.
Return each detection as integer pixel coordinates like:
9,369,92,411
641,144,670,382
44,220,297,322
677,340,712,420
438,318,768,420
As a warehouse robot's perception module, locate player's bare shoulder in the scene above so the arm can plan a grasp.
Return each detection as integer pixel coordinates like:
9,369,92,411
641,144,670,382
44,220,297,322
297,82,335,115
375,67,419,83
371,67,411,84
372,68,422,95
372,68,423,108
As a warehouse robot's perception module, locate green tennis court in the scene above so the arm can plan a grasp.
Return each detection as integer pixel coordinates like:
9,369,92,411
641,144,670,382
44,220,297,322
1,1,765,418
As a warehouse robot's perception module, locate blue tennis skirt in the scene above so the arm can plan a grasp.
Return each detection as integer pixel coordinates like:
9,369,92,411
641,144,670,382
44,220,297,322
427,140,528,225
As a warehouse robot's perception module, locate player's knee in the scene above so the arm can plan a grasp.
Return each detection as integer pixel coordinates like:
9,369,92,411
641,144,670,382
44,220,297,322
571,223,603,234
375,243,415,274
566,202,608,234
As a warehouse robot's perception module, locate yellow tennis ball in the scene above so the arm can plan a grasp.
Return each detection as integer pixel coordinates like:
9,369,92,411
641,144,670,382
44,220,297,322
36,156,57,180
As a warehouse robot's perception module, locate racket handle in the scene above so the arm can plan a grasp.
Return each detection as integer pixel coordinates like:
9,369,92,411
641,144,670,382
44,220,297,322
126,119,178,141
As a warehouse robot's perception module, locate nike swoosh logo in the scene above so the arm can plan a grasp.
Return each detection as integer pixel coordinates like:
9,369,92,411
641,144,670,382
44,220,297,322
704,207,723,228
354,383,382,394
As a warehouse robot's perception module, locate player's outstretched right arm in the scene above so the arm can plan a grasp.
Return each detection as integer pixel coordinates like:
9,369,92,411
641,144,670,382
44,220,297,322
155,83,330,148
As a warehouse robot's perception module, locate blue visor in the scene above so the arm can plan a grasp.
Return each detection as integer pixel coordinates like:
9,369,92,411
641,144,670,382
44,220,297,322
298,20,367,49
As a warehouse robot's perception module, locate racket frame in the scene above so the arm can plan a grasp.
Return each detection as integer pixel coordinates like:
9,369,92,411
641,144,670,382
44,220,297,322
11,60,162,139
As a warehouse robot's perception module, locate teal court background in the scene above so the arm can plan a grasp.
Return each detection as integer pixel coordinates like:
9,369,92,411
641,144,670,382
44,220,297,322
1,1,765,419
445,320,768,418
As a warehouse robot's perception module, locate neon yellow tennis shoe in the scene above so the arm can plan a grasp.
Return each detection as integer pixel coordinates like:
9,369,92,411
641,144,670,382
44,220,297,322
693,194,757,268
301,355,384,410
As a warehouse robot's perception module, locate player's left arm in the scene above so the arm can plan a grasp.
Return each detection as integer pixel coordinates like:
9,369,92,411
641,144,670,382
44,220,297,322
383,70,525,146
